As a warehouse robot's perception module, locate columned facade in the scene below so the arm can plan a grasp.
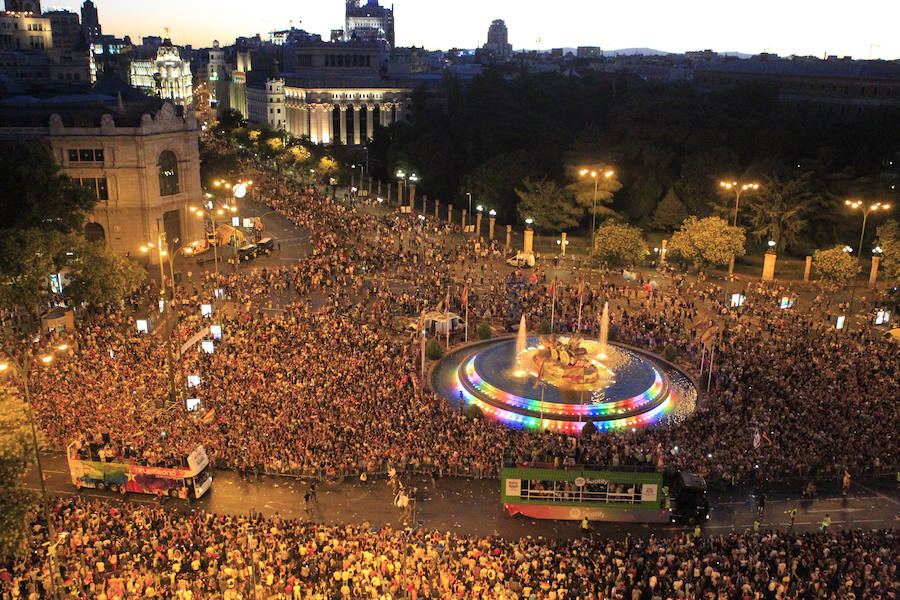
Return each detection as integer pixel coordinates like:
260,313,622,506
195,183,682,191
280,85,410,145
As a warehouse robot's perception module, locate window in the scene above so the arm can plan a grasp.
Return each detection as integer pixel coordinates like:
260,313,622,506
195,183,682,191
77,177,109,201
69,149,105,162
157,150,179,196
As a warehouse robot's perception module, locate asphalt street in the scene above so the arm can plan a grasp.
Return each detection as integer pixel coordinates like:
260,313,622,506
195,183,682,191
26,452,899,540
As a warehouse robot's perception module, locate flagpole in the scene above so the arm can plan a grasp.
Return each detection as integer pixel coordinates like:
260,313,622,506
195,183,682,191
465,301,468,342
700,343,706,374
549,275,557,333
419,307,426,382
445,286,450,349
576,279,584,333
707,340,716,392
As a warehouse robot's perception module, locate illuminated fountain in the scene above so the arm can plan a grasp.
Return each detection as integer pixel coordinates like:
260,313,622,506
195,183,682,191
515,314,527,366
431,309,697,434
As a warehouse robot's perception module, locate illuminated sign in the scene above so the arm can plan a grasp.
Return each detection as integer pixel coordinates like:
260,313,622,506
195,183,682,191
730,294,745,308
836,316,846,330
201,304,212,317
210,325,222,339
186,398,202,411
875,310,891,325
136,319,148,333
187,375,201,388
201,340,214,354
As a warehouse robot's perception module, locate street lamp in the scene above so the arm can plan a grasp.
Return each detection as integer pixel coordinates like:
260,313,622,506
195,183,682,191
580,168,615,264
844,200,891,324
719,180,760,277
191,206,223,278
396,169,407,207
140,231,178,407
0,345,74,552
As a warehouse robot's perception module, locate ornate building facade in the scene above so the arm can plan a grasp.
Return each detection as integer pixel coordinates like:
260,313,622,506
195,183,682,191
129,37,193,107
0,96,204,260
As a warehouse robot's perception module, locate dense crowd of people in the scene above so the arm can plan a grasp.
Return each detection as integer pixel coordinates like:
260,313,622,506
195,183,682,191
2,497,897,599
16,145,898,490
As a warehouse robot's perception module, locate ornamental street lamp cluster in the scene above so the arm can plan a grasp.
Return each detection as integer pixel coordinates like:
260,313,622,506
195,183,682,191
719,180,760,277
580,168,615,263
844,200,891,326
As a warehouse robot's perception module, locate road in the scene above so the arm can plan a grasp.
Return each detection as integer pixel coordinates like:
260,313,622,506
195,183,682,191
27,453,899,540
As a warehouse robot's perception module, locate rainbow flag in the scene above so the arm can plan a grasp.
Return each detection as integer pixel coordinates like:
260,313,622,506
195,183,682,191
202,408,216,424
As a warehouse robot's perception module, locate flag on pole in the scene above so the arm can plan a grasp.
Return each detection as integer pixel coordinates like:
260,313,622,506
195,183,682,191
202,408,216,424
532,360,545,389
753,428,761,449
461,283,468,306
699,324,718,345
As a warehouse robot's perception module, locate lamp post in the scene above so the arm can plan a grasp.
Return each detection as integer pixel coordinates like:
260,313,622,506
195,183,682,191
1,346,72,550
466,192,472,222
488,209,496,240
844,200,891,324
580,169,614,265
140,228,178,407
719,180,760,277
476,205,484,238
190,206,225,279
396,169,407,208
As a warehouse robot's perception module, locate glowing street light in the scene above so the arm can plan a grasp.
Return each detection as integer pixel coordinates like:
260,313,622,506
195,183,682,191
844,199,891,326
719,179,760,276
581,168,615,263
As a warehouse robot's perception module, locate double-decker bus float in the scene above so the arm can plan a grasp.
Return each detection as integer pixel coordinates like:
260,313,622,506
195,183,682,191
67,440,212,500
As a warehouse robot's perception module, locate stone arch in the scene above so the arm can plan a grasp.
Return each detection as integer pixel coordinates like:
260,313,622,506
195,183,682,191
84,222,105,243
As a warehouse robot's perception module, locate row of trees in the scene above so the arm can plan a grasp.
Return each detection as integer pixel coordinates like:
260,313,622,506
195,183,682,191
588,214,900,287
368,69,900,257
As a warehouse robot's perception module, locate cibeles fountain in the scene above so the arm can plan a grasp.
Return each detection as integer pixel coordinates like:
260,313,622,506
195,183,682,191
432,306,697,434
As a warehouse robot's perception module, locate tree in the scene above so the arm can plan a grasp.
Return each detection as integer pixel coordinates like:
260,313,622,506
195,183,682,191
875,220,900,284
668,216,746,268
63,239,145,306
214,108,245,134
425,338,443,360
743,169,820,254
593,220,648,265
0,140,96,233
316,156,338,178
477,322,493,340
0,385,37,559
651,187,689,232
0,229,64,315
813,246,857,285
563,163,622,220
515,177,582,233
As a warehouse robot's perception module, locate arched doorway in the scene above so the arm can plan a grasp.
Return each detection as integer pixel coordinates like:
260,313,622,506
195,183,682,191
84,222,105,243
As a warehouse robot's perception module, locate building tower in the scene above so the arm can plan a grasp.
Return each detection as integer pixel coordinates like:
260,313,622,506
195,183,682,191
484,19,512,58
345,0,394,49
4,0,41,13
80,0,101,42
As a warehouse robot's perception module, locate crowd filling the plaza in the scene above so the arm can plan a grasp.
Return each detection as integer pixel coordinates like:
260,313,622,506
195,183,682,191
3,138,898,598
3,497,898,599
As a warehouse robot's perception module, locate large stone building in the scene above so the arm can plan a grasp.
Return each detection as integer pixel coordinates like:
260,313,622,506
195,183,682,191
345,0,394,49
228,35,411,144
129,36,193,107
693,56,900,114
1,3,90,86
0,89,204,260
482,19,511,59
80,0,99,42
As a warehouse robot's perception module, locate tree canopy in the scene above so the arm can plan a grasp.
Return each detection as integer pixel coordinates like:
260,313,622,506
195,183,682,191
515,178,582,233
669,216,746,268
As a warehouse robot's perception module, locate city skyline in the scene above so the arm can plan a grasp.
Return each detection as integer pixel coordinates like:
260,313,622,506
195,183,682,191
40,0,899,60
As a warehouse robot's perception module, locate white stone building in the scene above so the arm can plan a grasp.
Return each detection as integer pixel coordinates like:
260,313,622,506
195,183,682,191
129,38,193,107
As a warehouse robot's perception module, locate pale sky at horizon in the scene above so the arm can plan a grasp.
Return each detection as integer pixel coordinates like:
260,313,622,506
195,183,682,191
42,0,900,60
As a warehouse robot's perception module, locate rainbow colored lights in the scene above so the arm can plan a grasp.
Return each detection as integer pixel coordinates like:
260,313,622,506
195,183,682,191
452,343,685,433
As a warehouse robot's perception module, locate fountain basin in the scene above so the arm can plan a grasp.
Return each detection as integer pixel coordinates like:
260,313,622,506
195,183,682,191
431,336,697,434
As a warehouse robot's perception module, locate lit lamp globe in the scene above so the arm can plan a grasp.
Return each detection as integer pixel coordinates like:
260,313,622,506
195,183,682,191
233,183,247,199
